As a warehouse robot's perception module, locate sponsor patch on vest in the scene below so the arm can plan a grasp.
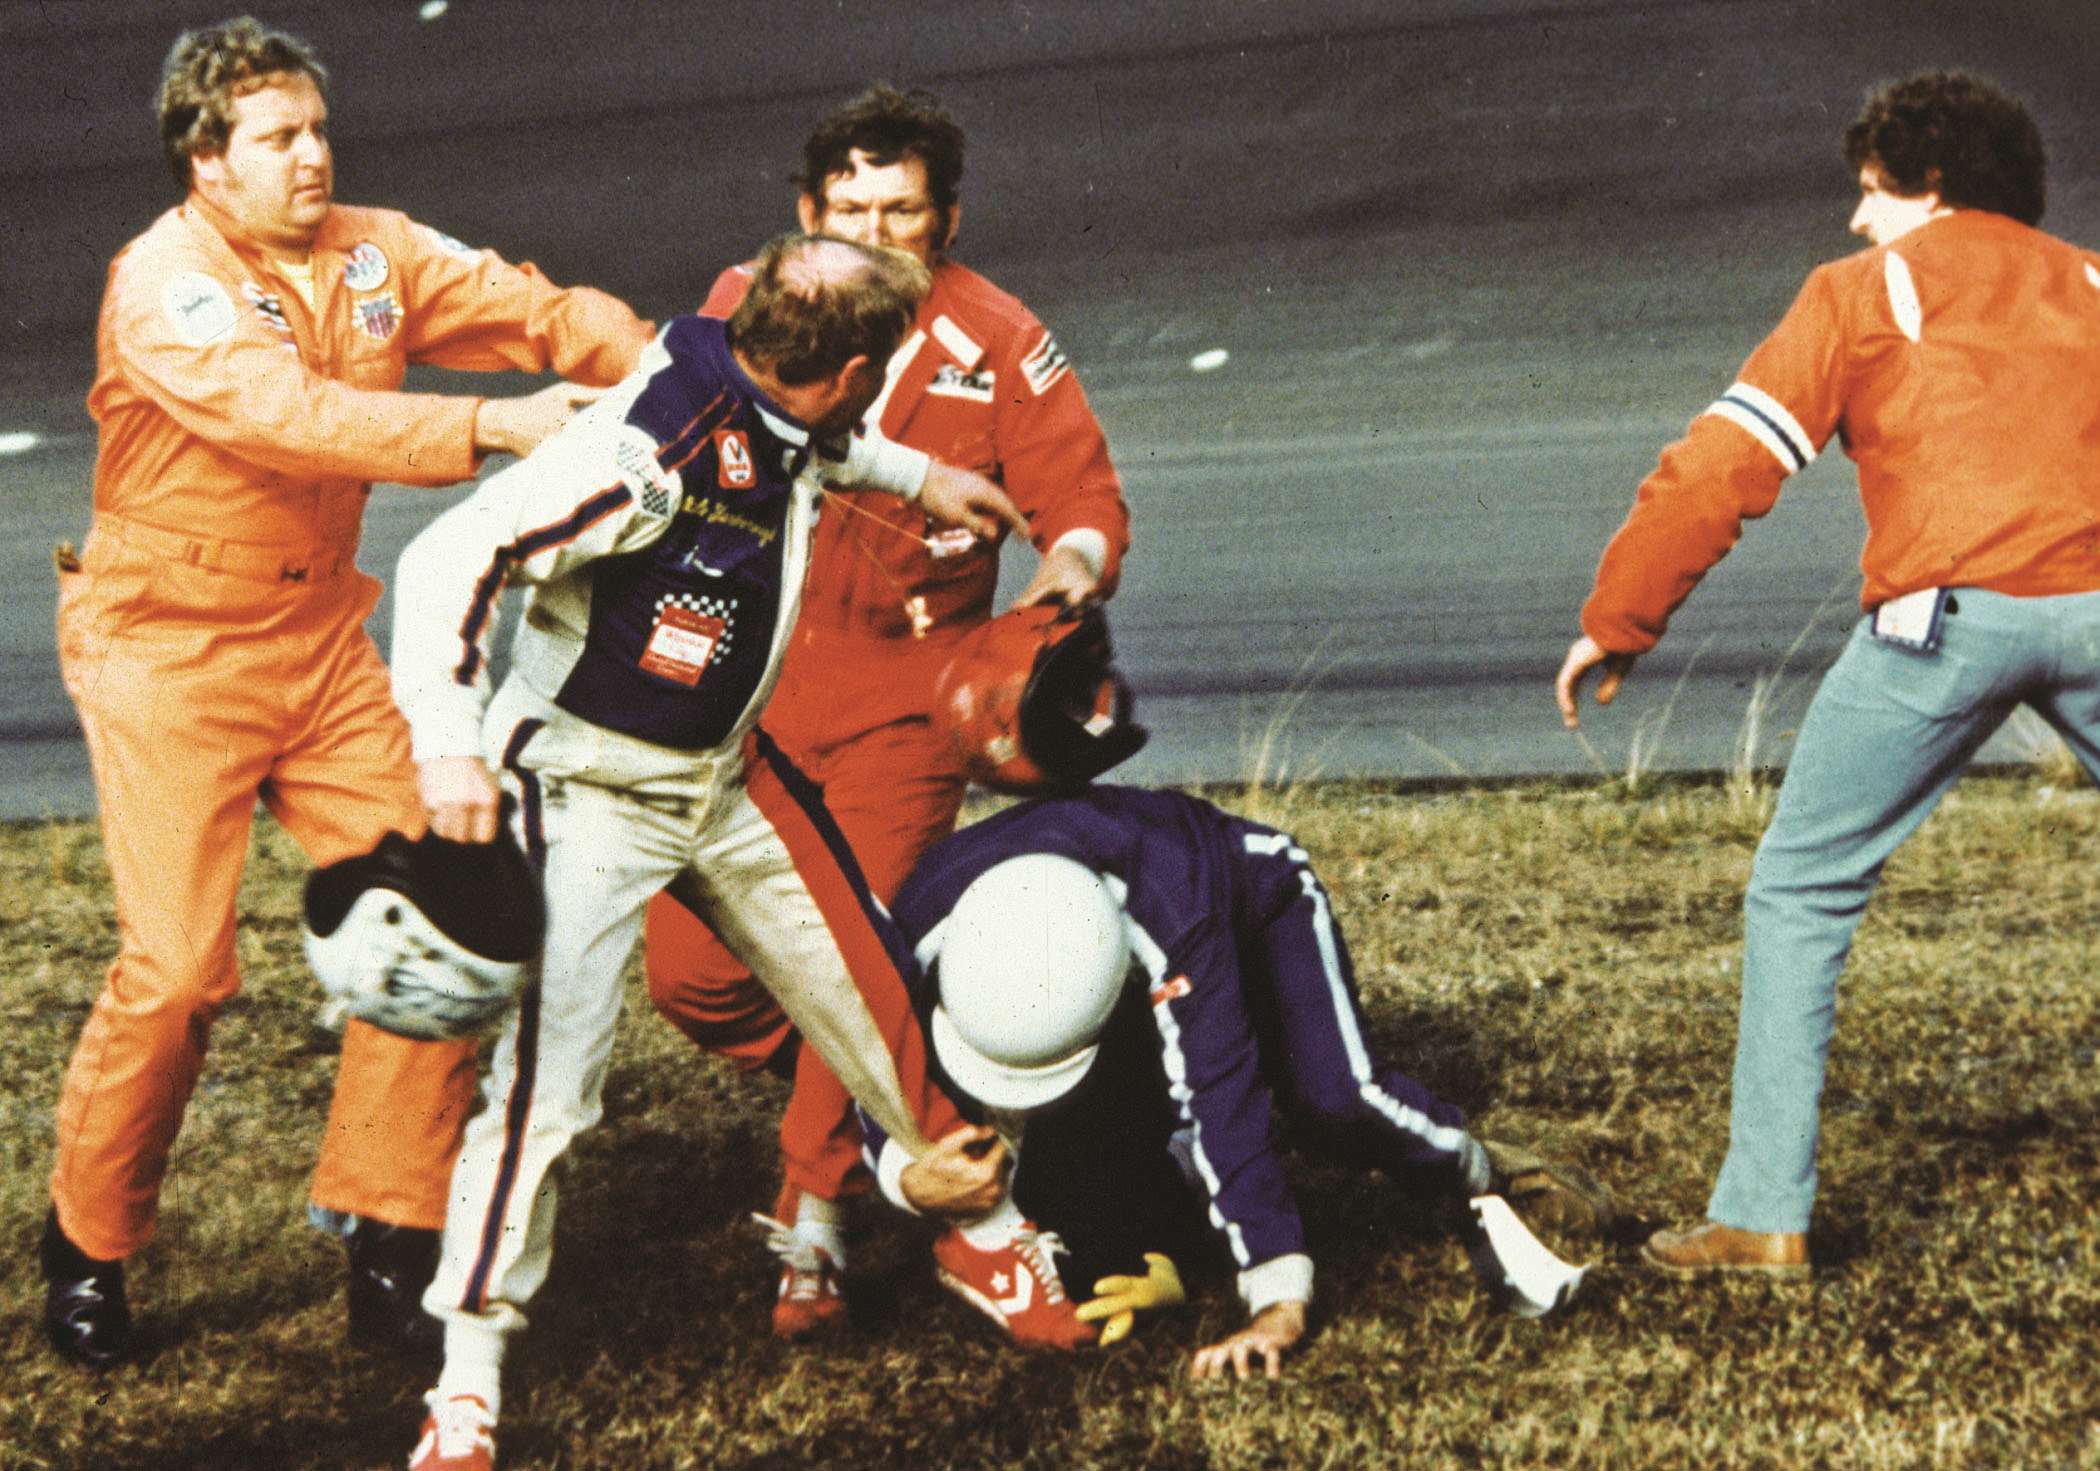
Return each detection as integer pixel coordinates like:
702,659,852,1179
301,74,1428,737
163,271,237,347
715,428,755,489
342,241,390,292
639,600,727,686
1020,332,1070,396
928,364,994,402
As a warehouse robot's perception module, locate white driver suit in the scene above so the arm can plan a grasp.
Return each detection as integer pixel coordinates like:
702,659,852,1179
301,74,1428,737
390,314,967,1377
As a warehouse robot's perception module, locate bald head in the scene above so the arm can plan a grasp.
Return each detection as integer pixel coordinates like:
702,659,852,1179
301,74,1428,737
776,234,883,294
726,231,931,386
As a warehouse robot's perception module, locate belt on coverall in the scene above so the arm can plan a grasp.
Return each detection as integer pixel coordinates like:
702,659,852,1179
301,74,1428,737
93,513,356,585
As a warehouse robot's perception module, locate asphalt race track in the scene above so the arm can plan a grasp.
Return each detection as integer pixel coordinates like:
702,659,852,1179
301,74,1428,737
3,0,2096,819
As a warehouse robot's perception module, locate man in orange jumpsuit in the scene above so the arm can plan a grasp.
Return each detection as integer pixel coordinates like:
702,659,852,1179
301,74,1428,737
42,17,650,1368
640,85,1131,1336
1556,72,2100,1277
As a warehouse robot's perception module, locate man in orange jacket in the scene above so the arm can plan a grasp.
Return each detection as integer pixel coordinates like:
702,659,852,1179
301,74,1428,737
43,16,651,1369
1557,72,2100,1277
640,85,1131,1337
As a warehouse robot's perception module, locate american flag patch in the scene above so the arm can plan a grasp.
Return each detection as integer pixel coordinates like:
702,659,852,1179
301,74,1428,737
354,294,400,342
1019,333,1069,396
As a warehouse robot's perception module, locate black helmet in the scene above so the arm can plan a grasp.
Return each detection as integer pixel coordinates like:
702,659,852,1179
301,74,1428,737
932,602,1147,793
302,823,543,1040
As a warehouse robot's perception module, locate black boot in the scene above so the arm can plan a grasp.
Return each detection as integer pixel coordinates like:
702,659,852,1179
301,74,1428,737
41,1210,132,1369
344,1219,442,1357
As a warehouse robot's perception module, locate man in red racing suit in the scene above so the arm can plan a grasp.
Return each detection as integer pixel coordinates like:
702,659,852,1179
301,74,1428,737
641,84,1131,1337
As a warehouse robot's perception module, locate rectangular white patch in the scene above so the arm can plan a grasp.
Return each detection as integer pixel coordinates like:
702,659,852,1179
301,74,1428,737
1870,587,1948,652
930,314,983,370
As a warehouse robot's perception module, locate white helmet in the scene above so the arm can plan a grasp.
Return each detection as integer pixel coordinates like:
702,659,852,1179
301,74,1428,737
929,853,1131,1110
302,826,544,1041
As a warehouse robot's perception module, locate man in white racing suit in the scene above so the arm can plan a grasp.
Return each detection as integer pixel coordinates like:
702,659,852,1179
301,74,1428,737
387,233,1072,1471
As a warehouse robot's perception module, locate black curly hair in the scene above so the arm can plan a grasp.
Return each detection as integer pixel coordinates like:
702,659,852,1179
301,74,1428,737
794,84,966,218
1843,71,2045,226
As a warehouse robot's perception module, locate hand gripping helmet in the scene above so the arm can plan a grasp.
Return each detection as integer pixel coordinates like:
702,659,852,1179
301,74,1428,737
301,824,544,1041
933,602,1147,794
929,853,1132,1111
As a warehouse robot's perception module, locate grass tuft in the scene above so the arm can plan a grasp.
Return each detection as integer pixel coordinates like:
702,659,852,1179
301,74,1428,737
3,771,2099,1467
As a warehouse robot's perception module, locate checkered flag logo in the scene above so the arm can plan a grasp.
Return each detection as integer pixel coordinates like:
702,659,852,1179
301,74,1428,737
615,433,677,518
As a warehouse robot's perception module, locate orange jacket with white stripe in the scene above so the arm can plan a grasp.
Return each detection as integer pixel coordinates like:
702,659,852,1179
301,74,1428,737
87,194,651,555
1583,210,2100,655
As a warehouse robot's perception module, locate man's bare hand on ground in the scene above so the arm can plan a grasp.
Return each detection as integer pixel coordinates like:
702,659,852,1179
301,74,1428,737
1190,1300,1307,1381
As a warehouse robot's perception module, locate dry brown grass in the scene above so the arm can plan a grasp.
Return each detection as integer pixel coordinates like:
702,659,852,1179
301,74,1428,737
4,773,2100,1469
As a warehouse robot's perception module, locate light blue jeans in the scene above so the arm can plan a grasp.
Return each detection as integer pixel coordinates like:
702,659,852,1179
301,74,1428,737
1708,587,2100,1233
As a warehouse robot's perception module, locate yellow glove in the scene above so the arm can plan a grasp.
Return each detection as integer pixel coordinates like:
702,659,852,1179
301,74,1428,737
1073,1252,1186,1346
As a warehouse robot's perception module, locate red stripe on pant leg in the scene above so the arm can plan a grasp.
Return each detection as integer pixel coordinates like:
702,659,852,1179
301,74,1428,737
743,751,964,1145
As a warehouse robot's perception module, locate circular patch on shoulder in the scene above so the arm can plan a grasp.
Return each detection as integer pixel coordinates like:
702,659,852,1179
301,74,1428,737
161,271,237,347
343,241,390,292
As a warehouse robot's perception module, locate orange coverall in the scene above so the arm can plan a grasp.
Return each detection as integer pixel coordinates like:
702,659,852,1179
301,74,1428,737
52,193,649,1261
643,257,1129,1212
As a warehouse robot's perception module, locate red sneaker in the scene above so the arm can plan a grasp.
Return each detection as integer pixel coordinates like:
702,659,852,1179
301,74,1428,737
408,1392,495,1471
754,1212,847,1341
932,1222,1096,1350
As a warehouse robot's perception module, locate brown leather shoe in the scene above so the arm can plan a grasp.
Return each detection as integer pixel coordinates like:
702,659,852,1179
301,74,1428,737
1641,1220,1809,1278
